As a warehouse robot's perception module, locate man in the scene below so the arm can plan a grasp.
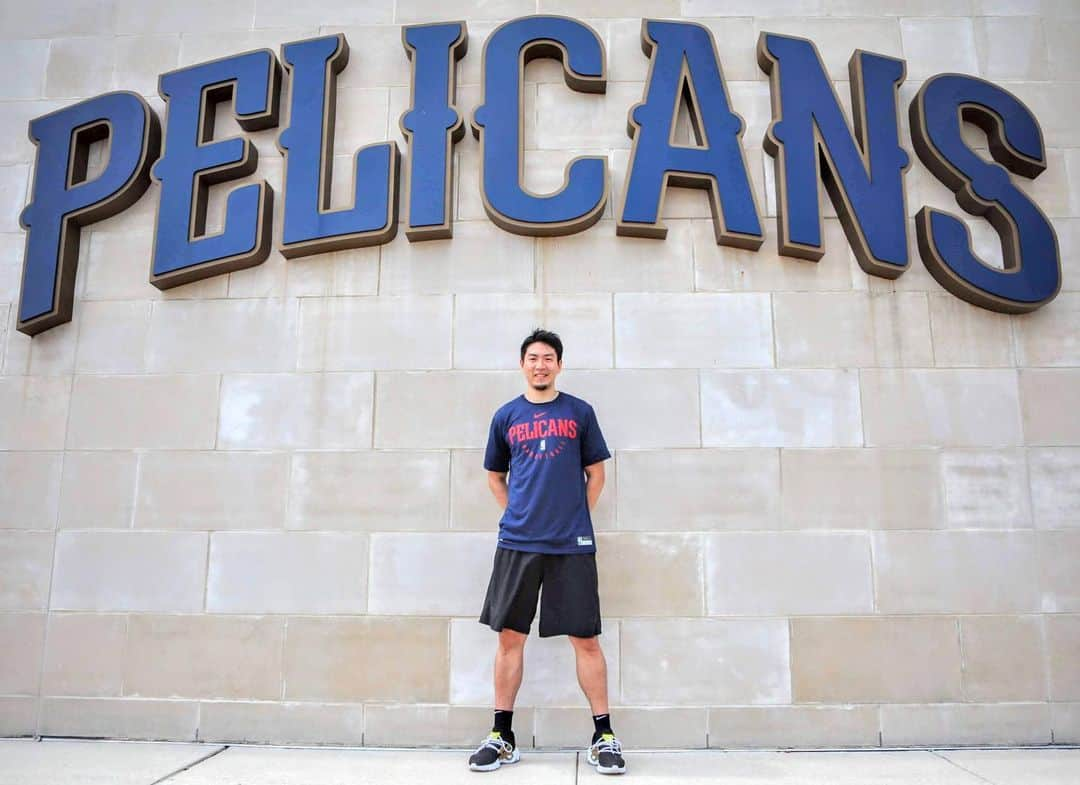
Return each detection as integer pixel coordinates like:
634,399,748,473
468,329,626,776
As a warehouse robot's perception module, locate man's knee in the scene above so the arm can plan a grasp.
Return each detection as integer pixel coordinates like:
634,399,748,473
497,628,527,654
569,634,602,655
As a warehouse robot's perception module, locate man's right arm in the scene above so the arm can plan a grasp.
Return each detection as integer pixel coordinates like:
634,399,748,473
487,471,509,510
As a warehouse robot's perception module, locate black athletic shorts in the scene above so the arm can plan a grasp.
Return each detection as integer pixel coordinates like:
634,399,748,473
479,547,602,638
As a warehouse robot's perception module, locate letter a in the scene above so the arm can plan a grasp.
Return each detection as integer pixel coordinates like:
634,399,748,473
618,20,762,248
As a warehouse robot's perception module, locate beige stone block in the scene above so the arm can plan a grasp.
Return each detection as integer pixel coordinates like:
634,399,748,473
145,299,299,373
41,613,127,697
614,293,773,369
685,0,824,13
596,533,703,617
284,247,379,297
58,451,137,529
1015,293,1080,367
1006,82,1080,148
125,615,283,700
701,370,862,447
974,17,1048,80
112,35,181,97
0,1,115,38
539,220,694,293
539,0,680,14
40,697,199,741
285,617,448,702
884,704,1052,747
380,221,534,295
374,371,521,448
114,0,257,35
0,41,47,99
1053,703,1080,744
0,697,37,737
1021,369,1080,446
1030,448,1080,529
902,19,979,81
1046,19,1080,80
369,533,489,616
862,369,1022,447
706,532,873,615
874,531,1039,613
0,613,44,694
289,450,448,531
942,449,1031,529
44,36,113,98
622,618,789,705
960,615,1047,702
0,164,28,234
84,229,228,301
534,82,641,151
199,701,364,746
0,376,70,450
0,451,61,530
324,25,414,90
218,372,373,449
727,81,772,153
0,532,52,610
0,101,68,167
694,220,855,293
396,0,535,22
207,532,367,614
330,87,391,159
1048,615,1080,701
51,531,206,612
617,448,779,531
1059,220,1080,291
449,618,621,707
708,706,880,749
451,449,506,530
67,374,219,450
1040,531,1080,612
254,0,389,27
74,300,151,374
453,294,613,370
535,707,705,749
365,705,535,748
3,305,78,376
1014,149,1076,219
136,451,288,531
558,369,701,448
791,616,962,703
774,291,932,368
298,296,451,371
0,232,23,303
929,294,1015,367
781,448,942,530
754,18,902,80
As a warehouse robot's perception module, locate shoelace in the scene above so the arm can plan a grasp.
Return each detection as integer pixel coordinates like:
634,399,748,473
476,735,512,756
593,736,622,756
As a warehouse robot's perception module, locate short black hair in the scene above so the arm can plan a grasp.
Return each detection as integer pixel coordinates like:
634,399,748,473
520,328,563,364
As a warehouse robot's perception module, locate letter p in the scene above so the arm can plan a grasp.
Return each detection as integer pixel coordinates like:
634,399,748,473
17,92,160,335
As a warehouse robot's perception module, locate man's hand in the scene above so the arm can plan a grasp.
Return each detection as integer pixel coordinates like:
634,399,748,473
584,461,605,511
487,471,509,510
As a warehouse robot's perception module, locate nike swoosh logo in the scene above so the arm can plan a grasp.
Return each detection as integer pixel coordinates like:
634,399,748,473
533,412,546,419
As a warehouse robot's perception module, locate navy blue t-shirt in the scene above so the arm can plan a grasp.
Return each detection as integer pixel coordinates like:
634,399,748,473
483,392,611,554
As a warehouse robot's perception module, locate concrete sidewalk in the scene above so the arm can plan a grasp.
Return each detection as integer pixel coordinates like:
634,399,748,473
2,739,1079,784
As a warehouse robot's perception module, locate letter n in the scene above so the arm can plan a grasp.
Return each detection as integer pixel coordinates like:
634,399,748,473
18,93,159,335
618,20,762,248
758,33,909,278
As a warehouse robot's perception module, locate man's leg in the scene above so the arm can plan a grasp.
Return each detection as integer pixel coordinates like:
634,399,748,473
568,634,608,714
494,628,528,710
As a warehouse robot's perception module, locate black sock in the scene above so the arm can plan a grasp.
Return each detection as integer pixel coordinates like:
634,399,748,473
592,713,613,742
493,710,514,743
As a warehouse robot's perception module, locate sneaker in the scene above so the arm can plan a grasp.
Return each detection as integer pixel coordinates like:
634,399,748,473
586,732,626,775
468,731,520,772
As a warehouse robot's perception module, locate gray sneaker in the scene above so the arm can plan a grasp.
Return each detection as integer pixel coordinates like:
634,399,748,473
468,731,520,772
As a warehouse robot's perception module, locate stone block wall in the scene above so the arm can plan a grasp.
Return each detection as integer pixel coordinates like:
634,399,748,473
1,0,1078,748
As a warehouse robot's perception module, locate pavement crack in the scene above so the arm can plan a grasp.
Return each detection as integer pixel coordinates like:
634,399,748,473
930,749,1001,785
148,745,229,785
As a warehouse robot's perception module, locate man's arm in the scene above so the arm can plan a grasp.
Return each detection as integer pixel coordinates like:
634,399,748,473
584,461,605,510
487,470,509,509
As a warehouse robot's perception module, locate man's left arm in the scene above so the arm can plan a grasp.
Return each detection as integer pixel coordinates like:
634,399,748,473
584,461,605,510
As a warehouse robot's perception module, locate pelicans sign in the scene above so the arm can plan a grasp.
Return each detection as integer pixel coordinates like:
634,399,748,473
16,16,1061,335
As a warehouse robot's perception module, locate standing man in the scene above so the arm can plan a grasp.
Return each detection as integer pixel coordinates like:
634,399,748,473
468,329,625,776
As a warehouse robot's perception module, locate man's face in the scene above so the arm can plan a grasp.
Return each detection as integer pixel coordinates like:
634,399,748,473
520,341,562,390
